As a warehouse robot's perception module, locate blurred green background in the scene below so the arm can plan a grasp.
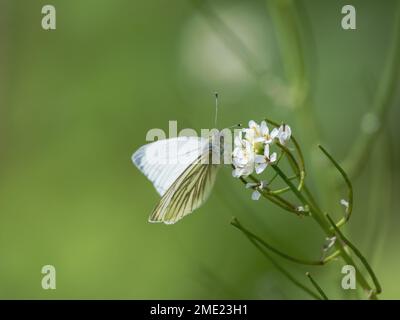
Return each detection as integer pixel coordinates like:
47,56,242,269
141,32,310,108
0,0,399,299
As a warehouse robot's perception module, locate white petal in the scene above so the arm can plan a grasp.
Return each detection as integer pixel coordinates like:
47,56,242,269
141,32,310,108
232,169,241,178
246,182,258,189
242,166,253,176
279,124,291,144
260,121,269,135
244,132,255,143
264,144,270,157
254,137,265,143
269,152,277,163
254,155,266,164
233,147,241,156
323,236,337,250
264,137,273,144
234,136,242,146
252,190,261,200
260,180,268,189
283,124,291,136
249,120,257,128
255,163,267,174
340,199,349,210
270,128,279,139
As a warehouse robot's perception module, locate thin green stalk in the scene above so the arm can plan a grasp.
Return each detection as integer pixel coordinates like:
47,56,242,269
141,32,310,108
306,272,329,300
268,174,299,196
269,186,290,195
231,218,321,300
238,175,298,214
267,151,285,185
271,163,379,299
271,165,316,215
271,173,299,185
245,174,302,215
232,218,325,266
277,143,304,191
303,184,322,213
323,250,341,264
326,214,382,295
259,188,301,215
319,145,353,227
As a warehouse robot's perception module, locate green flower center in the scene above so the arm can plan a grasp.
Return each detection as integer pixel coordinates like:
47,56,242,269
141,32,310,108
253,142,264,155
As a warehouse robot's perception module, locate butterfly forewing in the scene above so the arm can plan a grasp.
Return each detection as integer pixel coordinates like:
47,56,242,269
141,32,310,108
132,137,208,196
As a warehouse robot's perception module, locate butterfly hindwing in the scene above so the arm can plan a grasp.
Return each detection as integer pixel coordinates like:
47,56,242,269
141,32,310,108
149,150,219,224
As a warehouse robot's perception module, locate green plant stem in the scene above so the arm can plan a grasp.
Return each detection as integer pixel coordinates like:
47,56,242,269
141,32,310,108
267,151,285,185
240,173,300,215
233,217,342,266
259,188,300,214
306,272,329,300
277,143,304,191
238,176,296,213
269,186,290,195
302,184,322,213
270,164,379,299
323,250,341,263
231,218,321,300
271,165,319,220
232,218,325,266
326,214,382,295
319,145,353,227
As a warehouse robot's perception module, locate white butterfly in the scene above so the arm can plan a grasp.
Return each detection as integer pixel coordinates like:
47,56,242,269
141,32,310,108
132,133,223,224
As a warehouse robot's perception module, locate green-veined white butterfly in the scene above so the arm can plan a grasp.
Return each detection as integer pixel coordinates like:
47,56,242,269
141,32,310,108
132,132,224,224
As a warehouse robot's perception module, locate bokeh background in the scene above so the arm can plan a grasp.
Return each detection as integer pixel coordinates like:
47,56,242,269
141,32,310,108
0,0,399,299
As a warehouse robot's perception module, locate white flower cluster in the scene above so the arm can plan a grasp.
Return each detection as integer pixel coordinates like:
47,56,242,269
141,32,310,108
232,120,291,178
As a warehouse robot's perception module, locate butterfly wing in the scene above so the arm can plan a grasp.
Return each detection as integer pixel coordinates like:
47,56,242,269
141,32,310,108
132,136,208,196
149,149,220,224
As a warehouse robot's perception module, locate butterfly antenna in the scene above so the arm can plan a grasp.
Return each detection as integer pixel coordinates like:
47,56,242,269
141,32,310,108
214,92,218,128
228,123,242,129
